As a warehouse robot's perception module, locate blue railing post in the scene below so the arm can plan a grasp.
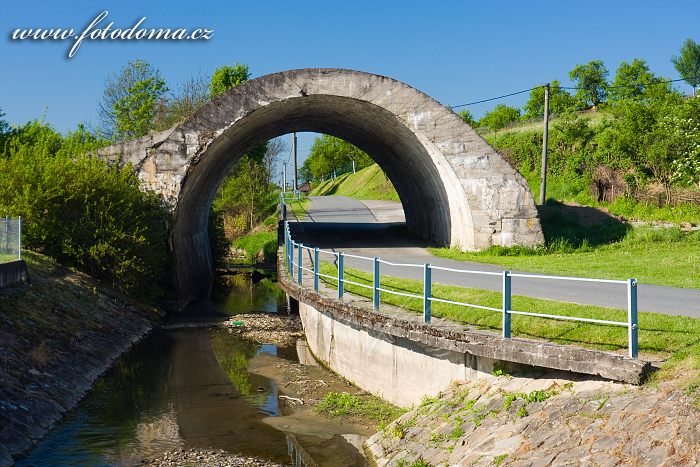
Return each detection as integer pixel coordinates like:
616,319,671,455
502,270,512,338
628,278,638,358
297,243,304,285
313,247,319,292
373,257,380,310
338,252,344,300
423,263,431,323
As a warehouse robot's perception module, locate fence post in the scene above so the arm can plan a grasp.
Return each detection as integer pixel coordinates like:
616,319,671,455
17,217,22,260
297,243,303,285
373,257,380,310
338,252,344,300
313,247,319,292
423,263,431,323
628,278,638,358
502,270,512,338
3,216,8,253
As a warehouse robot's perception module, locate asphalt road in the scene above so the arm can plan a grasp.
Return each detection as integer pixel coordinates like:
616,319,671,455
291,196,700,318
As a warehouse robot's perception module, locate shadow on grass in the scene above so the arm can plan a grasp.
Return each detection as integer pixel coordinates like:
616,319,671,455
537,200,630,248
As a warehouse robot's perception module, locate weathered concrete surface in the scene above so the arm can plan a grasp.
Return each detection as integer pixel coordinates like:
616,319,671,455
97,69,543,306
299,300,495,407
0,260,27,289
278,253,651,400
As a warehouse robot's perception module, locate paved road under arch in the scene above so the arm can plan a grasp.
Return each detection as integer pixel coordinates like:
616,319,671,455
292,196,700,319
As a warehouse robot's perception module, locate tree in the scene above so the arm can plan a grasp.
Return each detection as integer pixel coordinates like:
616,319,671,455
609,59,665,102
672,38,700,96
155,72,210,130
478,104,521,136
0,108,8,135
97,60,167,140
523,81,577,118
569,60,609,108
457,110,476,126
210,63,250,98
113,74,168,140
302,135,373,180
262,137,287,188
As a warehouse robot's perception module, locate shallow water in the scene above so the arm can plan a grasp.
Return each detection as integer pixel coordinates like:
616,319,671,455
17,273,295,466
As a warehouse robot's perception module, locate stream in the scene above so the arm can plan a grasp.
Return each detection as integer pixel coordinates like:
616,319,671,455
17,272,368,466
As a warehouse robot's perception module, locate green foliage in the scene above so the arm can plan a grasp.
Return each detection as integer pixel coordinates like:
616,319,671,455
213,157,270,233
672,38,700,95
316,391,406,425
609,59,668,102
569,60,609,107
231,231,278,264
301,135,373,181
493,454,508,466
98,59,167,141
523,81,577,118
458,109,476,126
0,108,8,135
113,74,168,140
0,120,170,302
210,63,250,98
479,104,521,134
309,163,400,202
155,72,210,130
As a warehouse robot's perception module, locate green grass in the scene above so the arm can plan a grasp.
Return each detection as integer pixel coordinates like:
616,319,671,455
316,391,406,426
285,196,311,220
317,262,700,360
428,226,700,289
231,231,277,263
310,164,400,202
0,253,20,264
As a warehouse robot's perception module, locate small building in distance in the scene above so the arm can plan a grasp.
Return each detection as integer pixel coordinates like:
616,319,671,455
298,181,312,194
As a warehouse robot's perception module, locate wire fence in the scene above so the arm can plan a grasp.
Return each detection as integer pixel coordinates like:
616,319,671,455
0,216,22,263
280,208,640,359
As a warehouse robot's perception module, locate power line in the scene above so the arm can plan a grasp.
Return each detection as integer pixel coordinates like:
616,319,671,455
449,74,698,109
450,88,536,109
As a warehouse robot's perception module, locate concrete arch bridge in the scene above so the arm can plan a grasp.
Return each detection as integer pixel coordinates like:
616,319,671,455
97,68,543,306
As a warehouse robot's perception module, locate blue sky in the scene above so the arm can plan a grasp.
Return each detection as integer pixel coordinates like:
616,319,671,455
2,0,699,164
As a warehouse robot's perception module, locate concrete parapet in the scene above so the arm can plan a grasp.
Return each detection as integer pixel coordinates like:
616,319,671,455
0,260,28,289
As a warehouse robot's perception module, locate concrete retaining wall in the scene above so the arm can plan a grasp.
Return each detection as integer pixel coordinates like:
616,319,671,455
278,253,651,407
299,300,495,407
0,260,28,289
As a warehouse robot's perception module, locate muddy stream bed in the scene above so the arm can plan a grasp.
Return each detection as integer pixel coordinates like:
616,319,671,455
16,272,373,466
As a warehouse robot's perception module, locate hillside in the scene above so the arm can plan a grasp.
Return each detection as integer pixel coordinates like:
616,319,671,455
309,164,400,202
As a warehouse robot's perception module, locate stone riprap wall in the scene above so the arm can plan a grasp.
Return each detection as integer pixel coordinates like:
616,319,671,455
367,375,700,466
0,257,153,465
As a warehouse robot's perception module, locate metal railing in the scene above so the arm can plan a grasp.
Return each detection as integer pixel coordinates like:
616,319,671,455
280,208,639,359
0,216,22,263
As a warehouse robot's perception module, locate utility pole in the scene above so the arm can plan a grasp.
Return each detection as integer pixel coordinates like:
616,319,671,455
539,83,550,206
282,162,287,193
292,132,298,192
352,159,356,174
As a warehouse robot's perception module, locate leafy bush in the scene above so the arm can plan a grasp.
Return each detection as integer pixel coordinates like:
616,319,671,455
0,121,170,302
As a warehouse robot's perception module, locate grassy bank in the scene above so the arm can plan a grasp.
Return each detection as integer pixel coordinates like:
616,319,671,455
315,261,699,395
430,224,700,289
231,231,278,264
310,164,399,202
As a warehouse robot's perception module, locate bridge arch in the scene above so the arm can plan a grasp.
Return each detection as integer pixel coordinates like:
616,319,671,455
99,69,543,306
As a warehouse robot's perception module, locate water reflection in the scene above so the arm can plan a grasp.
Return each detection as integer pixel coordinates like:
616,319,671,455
18,271,291,466
210,272,287,315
